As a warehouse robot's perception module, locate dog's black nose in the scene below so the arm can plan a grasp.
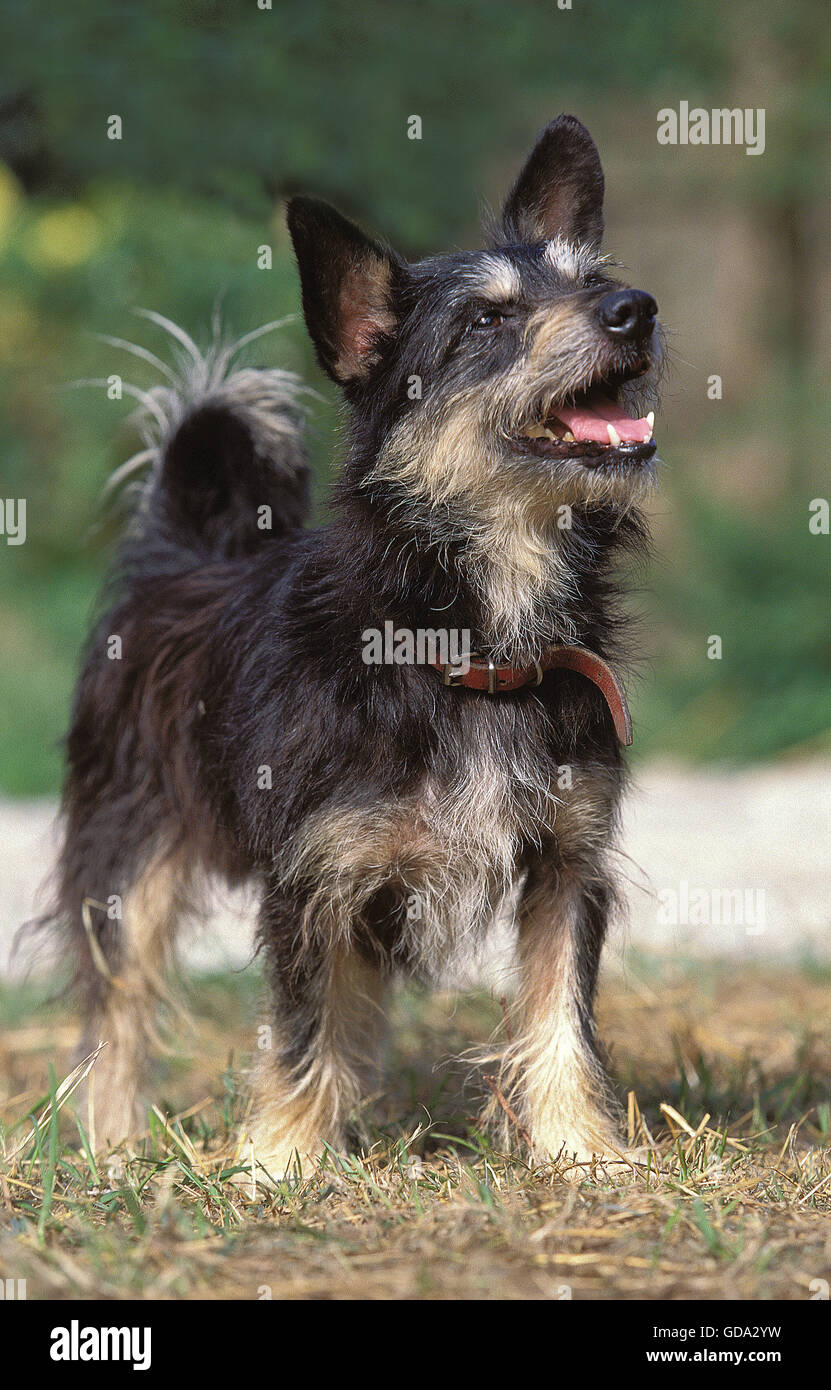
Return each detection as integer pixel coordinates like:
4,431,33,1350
598,289,657,342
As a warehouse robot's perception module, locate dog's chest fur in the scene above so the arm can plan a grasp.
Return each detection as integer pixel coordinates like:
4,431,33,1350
286,692,615,980
403,731,553,979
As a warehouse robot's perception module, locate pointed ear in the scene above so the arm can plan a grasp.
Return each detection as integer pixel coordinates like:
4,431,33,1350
501,115,605,248
286,197,399,385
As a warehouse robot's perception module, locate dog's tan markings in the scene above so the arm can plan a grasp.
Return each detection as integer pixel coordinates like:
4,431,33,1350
370,403,581,660
286,804,393,883
279,720,564,988
282,802,417,958
484,875,619,1167
525,301,598,365
265,766,618,1174
463,496,579,662
471,254,522,303
370,389,493,505
240,948,387,1179
84,850,190,1148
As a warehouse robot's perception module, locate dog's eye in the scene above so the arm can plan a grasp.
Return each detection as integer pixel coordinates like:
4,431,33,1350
473,310,506,329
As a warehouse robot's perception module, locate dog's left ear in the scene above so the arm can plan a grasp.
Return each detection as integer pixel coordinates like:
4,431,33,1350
287,196,399,386
501,114,604,248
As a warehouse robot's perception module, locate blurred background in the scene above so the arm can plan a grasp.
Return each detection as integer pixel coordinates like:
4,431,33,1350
0,1,828,962
1,0,829,798
3,8,830,1302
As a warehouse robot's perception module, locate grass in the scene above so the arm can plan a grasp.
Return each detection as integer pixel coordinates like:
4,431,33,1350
1,958,830,1300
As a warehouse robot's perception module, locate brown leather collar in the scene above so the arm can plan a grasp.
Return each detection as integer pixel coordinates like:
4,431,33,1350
430,643,632,745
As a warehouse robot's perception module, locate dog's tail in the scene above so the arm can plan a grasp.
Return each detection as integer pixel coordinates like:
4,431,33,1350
101,310,311,573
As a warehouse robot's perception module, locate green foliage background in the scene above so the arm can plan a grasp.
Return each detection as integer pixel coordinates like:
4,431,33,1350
0,0,829,793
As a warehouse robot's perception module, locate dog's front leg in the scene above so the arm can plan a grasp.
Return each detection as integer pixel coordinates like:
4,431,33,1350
490,858,621,1168
237,891,387,1183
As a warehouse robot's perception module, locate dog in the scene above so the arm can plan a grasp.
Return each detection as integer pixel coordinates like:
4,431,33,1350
45,114,663,1178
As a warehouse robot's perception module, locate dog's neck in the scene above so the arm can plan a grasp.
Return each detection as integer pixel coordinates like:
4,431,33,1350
338,488,642,667
459,498,583,663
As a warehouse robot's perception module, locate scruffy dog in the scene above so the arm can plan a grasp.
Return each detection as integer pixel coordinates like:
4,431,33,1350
48,115,663,1178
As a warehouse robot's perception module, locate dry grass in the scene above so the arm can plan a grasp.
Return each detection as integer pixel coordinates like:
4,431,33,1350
1,955,830,1301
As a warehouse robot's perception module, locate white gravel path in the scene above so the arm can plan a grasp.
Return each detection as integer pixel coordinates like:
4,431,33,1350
1,759,829,979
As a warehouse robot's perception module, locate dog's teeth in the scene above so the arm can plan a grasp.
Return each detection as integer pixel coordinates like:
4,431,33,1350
562,430,575,442
606,424,621,448
521,423,559,443
646,411,655,429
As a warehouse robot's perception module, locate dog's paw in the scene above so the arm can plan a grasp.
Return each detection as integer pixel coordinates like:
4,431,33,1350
227,1121,334,1194
85,1087,146,1152
532,1130,628,1178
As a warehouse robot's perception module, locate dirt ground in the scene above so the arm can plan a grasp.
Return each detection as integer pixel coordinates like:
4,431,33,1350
1,960,830,1300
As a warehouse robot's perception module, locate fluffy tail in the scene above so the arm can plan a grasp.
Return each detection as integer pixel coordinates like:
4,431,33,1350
101,310,311,573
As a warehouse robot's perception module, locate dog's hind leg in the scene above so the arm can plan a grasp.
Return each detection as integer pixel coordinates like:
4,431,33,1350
485,857,621,1168
55,817,192,1150
84,849,191,1148
238,889,388,1182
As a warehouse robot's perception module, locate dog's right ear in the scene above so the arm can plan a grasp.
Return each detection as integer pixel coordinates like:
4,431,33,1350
501,114,605,248
287,197,399,386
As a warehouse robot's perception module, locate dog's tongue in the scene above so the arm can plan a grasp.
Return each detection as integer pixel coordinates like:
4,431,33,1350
553,393,653,444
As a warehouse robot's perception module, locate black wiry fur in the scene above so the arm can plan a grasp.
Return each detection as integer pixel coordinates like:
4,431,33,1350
38,116,665,1172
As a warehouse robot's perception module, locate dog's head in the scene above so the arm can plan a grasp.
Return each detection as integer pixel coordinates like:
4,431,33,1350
288,115,663,518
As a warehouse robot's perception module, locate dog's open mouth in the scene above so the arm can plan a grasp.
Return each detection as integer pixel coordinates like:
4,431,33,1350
518,382,657,469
